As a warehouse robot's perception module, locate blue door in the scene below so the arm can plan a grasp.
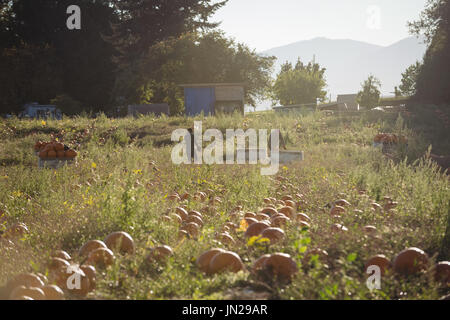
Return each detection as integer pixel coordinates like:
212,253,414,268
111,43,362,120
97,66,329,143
185,87,215,116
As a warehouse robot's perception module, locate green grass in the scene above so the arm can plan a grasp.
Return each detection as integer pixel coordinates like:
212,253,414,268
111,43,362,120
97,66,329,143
0,105,449,300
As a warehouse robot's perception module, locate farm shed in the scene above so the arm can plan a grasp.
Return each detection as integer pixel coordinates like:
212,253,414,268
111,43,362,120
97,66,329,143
180,83,245,116
20,103,62,120
128,104,170,117
337,94,359,111
273,103,317,113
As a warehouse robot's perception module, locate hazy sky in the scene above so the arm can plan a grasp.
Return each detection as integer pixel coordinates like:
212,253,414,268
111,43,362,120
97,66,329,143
212,0,428,51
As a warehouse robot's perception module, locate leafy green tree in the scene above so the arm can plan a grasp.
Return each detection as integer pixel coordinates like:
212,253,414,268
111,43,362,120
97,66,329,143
357,75,381,109
51,94,83,116
408,0,450,103
0,0,118,113
272,58,327,106
114,31,275,115
399,62,422,96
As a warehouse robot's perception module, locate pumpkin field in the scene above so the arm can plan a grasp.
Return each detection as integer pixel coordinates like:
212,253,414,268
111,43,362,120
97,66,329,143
0,105,449,300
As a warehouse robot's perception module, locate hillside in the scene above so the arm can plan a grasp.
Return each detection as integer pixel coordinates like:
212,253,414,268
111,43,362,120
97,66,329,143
262,36,427,99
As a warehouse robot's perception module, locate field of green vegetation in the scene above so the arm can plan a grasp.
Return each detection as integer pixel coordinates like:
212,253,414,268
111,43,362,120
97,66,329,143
0,105,449,300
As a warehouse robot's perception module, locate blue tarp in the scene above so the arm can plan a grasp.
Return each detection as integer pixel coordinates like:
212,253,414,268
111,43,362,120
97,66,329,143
184,87,215,116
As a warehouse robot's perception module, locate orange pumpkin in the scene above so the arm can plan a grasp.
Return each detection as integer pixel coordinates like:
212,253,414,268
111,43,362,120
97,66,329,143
208,251,245,274
104,232,135,255
79,240,107,257
87,248,115,268
47,150,57,159
54,143,64,152
148,245,174,262
365,255,392,276
41,285,65,300
65,149,77,159
56,150,65,158
263,253,298,281
252,254,271,273
196,248,225,273
244,221,270,238
79,265,96,292
261,227,285,244
39,150,48,159
393,247,429,275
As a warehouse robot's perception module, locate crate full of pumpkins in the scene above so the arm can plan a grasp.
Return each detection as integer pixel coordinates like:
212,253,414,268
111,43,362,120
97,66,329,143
34,141,78,169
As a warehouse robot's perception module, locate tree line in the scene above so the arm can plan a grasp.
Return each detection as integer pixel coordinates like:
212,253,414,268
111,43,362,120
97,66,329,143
0,0,448,116
0,0,275,115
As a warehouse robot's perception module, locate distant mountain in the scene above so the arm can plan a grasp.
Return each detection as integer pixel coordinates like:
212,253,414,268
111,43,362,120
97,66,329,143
261,36,427,100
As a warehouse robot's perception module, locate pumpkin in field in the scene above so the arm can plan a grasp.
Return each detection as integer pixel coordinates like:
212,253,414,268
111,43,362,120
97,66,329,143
284,200,297,209
296,213,311,223
244,217,258,226
330,205,345,216
261,227,285,244
244,221,270,238
244,212,257,219
41,285,65,300
56,150,66,158
363,225,377,235
182,222,201,239
260,207,278,216
148,245,174,262
87,248,115,268
208,251,245,274
365,255,391,276
271,215,290,228
393,247,429,275
104,231,135,255
9,286,46,300
39,150,48,159
186,215,204,227
47,150,57,159
278,206,295,219
262,253,298,281
217,232,235,245
57,266,90,297
79,265,96,292
432,261,450,284
54,142,64,152
256,213,271,221
6,273,45,295
188,210,203,219
196,248,226,273
52,250,71,261
175,207,188,220
48,257,70,273
65,149,77,159
79,240,107,257
281,195,293,202
252,254,271,273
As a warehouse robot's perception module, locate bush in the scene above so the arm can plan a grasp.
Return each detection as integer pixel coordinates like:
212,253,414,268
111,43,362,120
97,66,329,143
51,94,83,116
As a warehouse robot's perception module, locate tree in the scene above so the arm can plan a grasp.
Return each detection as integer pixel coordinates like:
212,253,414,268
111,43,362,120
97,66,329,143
408,0,450,103
399,61,422,96
272,58,327,106
109,0,228,68
114,31,275,115
0,0,118,113
357,75,381,109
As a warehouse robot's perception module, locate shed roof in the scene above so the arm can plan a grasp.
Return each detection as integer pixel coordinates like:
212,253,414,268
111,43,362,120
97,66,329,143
179,83,246,88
